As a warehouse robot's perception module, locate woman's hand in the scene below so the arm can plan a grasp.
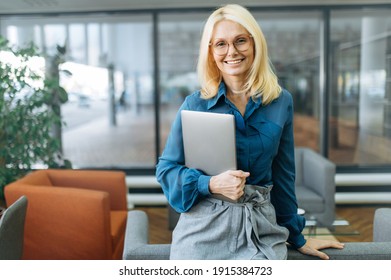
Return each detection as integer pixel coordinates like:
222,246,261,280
209,170,250,201
297,238,345,260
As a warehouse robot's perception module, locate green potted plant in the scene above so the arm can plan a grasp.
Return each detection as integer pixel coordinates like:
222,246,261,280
0,36,71,199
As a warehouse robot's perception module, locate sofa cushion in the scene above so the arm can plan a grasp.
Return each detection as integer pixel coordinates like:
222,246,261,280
295,185,324,213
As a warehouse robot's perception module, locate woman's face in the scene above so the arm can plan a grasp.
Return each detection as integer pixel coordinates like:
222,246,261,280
210,20,254,82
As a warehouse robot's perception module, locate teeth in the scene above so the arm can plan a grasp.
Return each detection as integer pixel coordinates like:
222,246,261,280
226,59,242,64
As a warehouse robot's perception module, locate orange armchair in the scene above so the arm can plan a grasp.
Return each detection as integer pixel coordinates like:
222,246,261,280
4,169,128,260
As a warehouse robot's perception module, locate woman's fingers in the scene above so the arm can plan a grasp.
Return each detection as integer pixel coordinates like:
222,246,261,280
298,238,345,260
209,170,250,200
229,170,250,178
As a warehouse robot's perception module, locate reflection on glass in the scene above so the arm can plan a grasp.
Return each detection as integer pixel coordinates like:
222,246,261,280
62,18,155,169
330,9,391,165
1,14,155,169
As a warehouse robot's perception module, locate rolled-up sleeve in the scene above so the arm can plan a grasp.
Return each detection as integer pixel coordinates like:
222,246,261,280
156,101,211,213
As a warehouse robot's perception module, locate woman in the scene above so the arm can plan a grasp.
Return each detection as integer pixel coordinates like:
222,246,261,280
156,4,344,260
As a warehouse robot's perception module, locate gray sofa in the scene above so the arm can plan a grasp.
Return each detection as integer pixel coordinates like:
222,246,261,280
294,147,336,228
123,208,391,260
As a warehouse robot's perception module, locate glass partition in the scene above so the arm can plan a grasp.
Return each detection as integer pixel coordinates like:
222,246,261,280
1,4,391,172
1,14,155,169
329,9,391,165
158,13,209,152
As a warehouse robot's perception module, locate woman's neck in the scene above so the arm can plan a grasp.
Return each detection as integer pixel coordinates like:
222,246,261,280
224,78,246,96
225,81,250,116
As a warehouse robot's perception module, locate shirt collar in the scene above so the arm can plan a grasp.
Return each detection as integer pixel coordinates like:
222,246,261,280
206,82,227,110
206,82,263,110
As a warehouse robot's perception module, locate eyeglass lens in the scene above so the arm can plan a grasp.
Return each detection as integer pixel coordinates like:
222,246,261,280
211,36,251,55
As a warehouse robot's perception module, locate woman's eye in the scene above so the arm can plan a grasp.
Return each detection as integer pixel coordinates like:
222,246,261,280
215,41,227,48
236,37,248,45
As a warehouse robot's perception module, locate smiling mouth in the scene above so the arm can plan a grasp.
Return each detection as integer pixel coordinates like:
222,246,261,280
225,58,245,65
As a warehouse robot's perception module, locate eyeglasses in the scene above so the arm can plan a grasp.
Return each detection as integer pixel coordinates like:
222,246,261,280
209,35,253,56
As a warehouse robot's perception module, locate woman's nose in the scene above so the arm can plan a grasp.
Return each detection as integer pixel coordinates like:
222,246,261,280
226,43,238,56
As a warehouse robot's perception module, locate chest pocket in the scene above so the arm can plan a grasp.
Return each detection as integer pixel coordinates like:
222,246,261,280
247,120,283,169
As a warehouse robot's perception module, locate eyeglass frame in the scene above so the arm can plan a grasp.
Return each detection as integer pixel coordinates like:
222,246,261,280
209,34,253,56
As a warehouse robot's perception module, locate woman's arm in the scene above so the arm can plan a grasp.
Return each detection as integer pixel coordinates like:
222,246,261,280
270,92,306,248
271,91,344,258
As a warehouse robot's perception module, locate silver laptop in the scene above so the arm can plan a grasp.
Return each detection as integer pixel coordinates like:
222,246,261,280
181,110,237,176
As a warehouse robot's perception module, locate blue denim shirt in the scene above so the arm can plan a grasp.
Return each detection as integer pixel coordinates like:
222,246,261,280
156,82,306,248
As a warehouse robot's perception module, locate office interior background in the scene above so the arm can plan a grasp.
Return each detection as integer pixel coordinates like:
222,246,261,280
1,0,391,205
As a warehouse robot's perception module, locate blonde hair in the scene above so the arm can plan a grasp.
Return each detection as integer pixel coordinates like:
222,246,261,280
197,4,281,105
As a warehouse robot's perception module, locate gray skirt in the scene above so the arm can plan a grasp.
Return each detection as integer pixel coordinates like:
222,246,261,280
170,185,289,260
